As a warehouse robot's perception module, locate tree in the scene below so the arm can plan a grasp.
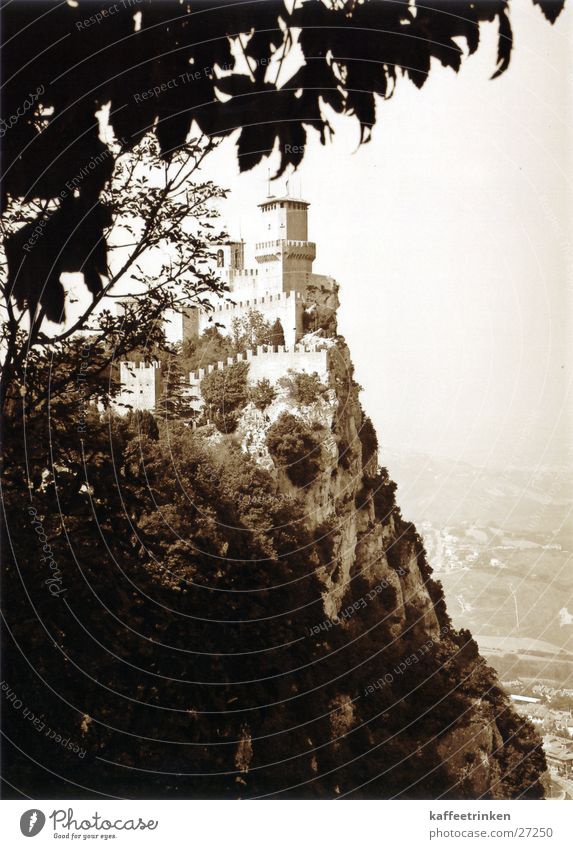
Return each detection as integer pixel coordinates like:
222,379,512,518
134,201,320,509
0,133,227,417
181,327,235,374
269,318,285,347
2,403,332,798
200,360,249,432
358,416,378,467
154,353,193,424
125,409,160,442
0,134,232,793
0,0,558,803
250,378,277,411
1,0,565,306
231,308,274,351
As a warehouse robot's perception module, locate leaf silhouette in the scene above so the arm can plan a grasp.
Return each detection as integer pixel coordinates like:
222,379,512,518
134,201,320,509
6,200,111,323
0,0,565,318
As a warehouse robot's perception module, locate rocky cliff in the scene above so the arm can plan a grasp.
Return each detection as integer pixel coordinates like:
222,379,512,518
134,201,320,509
3,283,547,800
222,282,548,799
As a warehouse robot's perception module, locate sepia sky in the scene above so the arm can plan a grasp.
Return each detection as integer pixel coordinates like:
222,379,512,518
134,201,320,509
203,3,571,472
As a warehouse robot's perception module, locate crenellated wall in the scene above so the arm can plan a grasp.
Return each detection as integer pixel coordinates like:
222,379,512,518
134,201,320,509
113,345,328,416
198,289,304,347
113,361,163,413
189,344,328,400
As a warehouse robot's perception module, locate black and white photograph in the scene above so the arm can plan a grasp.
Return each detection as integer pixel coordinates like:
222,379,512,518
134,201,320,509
0,0,571,844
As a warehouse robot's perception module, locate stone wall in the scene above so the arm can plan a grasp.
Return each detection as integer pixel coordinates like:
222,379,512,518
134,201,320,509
189,344,328,409
198,289,304,347
114,361,163,413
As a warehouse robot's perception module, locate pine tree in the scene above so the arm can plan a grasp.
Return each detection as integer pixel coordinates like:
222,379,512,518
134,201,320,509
269,318,285,347
154,354,193,424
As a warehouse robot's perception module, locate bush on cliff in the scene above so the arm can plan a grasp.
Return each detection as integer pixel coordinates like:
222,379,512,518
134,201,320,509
358,415,378,466
371,467,398,520
266,412,322,487
280,369,326,406
250,378,277,411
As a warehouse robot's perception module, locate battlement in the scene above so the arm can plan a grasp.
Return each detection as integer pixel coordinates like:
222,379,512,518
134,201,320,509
255,239,313,250
114,360,163,413
115,191,338,415
228,267,259,277
214,289,303,313
189,344,329,396
120,360,161,372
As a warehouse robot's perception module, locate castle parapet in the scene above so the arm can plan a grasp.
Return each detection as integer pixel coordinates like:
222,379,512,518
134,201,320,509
213,288,304,314
113,360,163,414
188,344,328,384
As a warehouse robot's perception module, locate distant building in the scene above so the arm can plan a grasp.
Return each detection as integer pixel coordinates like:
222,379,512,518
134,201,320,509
543,735,573,777
553,711,573,738
113,191,338,415
510,694,542,704
162,193,336,350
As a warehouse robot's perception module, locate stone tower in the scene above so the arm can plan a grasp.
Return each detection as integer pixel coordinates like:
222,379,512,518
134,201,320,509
254,197,316,294
160,190,336,349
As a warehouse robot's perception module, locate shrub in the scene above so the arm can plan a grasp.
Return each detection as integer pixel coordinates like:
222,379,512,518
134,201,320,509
200,361,249,433
250,378,277,411
269,318,285,347
266,412,322,487
154,355,193,423
358,416,378,467
231,308,272,350
357,468,398,519
371,467,397,520
280,370,326,406
126,409,159,441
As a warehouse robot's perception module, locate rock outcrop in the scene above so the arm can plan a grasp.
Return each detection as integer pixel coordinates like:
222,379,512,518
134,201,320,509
4,280,547,800
226,282,547,799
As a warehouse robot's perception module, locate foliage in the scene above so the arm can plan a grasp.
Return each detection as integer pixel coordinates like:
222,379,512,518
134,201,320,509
280,369,327,406
0,0,557,800
2,357,547,799
1,393,329,798
1,0,564,311
181,327,235,374
125,409,160,442
495,707,547,799
355,466,398,521
269,318,285,347
200,361,249,432
266,412,323,487
250,378,277,411
154,354,193,424
359,416,378,467
231,308,283,351
0,134,227,415
371,467,398,521
182,314,285,378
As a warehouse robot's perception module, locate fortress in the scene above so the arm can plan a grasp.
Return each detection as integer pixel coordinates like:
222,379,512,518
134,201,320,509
114,191,338,413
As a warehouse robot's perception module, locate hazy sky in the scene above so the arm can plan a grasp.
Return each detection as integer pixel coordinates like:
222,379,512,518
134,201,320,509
203,3,571,471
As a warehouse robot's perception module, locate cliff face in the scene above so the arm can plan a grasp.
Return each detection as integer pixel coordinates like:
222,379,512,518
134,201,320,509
4,284,547,800
229,283,547,799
